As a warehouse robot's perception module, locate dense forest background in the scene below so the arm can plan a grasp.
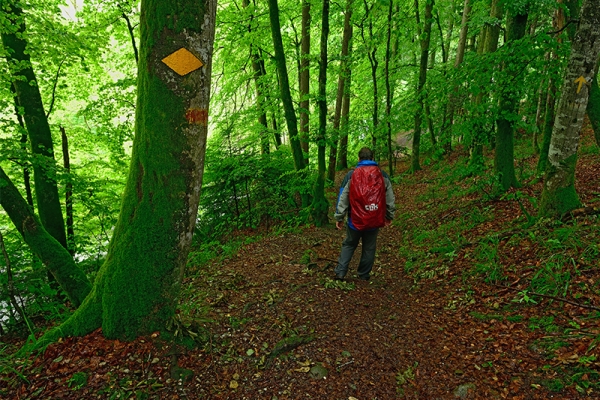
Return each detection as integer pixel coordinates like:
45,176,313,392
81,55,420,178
1,0,600,396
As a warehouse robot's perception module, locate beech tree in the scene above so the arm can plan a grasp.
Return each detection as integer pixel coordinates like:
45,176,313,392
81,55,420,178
1,0,68,249
539,0,600,217
39,0,217,341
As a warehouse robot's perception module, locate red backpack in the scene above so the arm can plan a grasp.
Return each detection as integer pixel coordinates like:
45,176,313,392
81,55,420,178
349,166,386,230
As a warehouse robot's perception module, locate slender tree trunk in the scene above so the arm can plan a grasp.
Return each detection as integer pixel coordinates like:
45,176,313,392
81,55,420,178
495,11,528,191
533,54,551,154
587,58,600,145
1,1,68,250
311,0,330,226
537,78,559,173
337,67,352,170
38,0,218,343
384,0,394,176
362,0,379,149
243,0,270,154
538,5,567,173
410,0,434,173
539,0,600,217
10,83,34,207
328,0,353,180
268,0,307,172
299,0,311,164
440,0,471,153
0,230,28,325
469,0,503,166
60,127,75,255
0,167,91,307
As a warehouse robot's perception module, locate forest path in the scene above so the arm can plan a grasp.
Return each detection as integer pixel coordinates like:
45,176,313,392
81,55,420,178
8,147,599,399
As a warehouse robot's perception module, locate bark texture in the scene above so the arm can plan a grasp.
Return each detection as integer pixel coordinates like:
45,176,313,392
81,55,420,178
539,0,600,217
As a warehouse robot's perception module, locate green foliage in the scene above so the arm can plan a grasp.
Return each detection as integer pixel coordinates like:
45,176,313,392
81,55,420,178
197,130,314,242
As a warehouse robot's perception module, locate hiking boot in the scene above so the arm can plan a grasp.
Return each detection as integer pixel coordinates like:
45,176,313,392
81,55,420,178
358,275,370,281
334,273,346,281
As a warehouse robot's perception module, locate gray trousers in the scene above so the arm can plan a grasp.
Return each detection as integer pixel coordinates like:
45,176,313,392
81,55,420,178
335,224,379,279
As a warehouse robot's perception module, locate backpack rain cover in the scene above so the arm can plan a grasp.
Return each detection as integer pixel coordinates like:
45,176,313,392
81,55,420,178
349,166,386,230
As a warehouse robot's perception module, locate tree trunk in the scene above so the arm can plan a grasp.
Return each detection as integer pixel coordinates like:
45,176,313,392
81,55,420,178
384,0,394,176
328,0,353,180
10,83,34,207
539,0,600,217
538,4,567,173
299,0,311,164
60,127,75,255
1,1,68,250
440,0,471,153
537,77,559,173
361,0,379,150
337,66,352,170
267,0,307,172
588,58,600,146
311,0,330,227
410,0,434,173
39,0,218,342
469,0,503,166
242,0,270,154
494,11,528,191
0,167,91,307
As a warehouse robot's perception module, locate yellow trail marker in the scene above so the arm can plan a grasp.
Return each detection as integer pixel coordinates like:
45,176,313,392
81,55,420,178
162,48,203,76
574,76,587,94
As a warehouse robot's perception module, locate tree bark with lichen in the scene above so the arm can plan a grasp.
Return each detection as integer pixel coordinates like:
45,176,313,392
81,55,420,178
37,0,217,344
539,0,600,217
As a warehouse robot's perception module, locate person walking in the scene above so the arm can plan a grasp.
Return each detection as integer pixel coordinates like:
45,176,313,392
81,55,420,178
334,147,395,281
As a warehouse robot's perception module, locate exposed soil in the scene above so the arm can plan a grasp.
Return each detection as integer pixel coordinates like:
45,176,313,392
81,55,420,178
1,125,600,399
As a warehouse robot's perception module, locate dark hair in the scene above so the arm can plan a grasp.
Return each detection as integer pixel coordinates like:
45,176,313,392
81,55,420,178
358,147,374,161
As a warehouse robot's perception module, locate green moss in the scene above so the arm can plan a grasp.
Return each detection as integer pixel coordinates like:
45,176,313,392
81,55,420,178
539,154,581,218
539,184,581,218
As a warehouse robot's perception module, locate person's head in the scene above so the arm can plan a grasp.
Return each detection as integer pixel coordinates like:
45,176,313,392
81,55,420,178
358,147,374,161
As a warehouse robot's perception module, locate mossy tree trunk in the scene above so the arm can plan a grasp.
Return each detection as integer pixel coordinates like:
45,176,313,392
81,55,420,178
1,1,68,250
40,0,217,342
267,0,307,173
311,0,330,227
494,10,528,191
0,167,91,307
410,0,434,173
539,0,600,217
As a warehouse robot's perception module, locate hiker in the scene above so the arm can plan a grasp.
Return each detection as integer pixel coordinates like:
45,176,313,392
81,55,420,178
334,147,395,281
